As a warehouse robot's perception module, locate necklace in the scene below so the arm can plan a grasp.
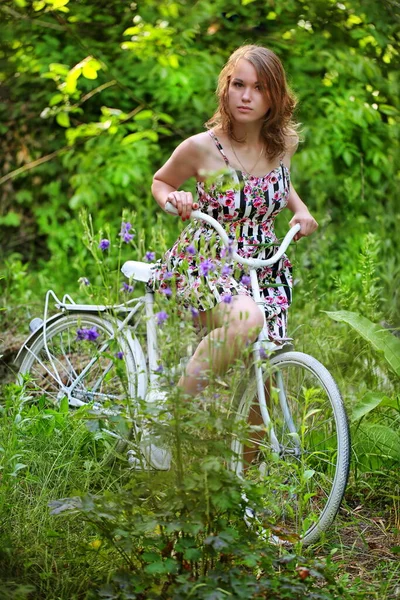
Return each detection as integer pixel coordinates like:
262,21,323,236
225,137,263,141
230,140,264,176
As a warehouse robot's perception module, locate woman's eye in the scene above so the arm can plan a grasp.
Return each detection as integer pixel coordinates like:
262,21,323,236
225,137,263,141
233,82,242,87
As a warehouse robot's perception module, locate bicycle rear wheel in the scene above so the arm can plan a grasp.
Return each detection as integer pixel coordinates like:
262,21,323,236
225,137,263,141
18,313,147,457
232,351,350,546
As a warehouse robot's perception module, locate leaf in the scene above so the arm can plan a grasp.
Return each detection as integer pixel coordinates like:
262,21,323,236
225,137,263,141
121,131,158,145
0,212,21,227
144,559,177,574
64,70,80,94
379,104,398,116
56,112,70,128
82,64,98,79
325,310,400,377
303,469,315,481
354,423,400,461
351,391,391,422
59,396,69,414
49,93,64,106
11,463,28,475
134,110,154,121
342,150,353,166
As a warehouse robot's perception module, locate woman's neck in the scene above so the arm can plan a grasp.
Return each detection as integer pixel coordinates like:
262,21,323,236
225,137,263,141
228,121,264,148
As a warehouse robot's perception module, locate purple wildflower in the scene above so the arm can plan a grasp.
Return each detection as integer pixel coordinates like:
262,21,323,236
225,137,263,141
160,287,172,297
121,282,134,293
241,275,251,287
145,251,155,262
259,347,267,359
190,306,199,318
76,327,100,342
99,239,110,251
156,311,168,326
162,271,174,280
119,222,134,244
221,241,234,258
155,364,164,373
199,259,215,277
115,351,124,360
222,293,232,304
187,244,196,256
222,265,232,277
78,277,90,286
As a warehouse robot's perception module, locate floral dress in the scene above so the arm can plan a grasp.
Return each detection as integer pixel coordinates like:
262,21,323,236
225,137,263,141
150,130,293,342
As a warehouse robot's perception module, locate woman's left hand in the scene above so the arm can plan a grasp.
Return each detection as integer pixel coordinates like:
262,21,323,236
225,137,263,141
289,211,318,241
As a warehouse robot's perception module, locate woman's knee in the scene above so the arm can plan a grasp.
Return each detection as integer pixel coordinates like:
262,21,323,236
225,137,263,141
201,294,264,338
227,296,264,337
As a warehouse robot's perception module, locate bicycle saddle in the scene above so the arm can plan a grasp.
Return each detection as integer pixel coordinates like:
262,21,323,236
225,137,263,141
121,260,155,282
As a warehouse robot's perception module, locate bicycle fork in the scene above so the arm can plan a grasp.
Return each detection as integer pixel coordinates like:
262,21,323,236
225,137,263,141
249,269,301,457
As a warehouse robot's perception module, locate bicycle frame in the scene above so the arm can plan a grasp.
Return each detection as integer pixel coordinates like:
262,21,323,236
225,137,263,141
18,209,300,455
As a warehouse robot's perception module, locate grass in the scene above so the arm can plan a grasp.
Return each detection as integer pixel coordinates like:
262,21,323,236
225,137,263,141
316,499,400,599
0,372,399,599
0,227,399,598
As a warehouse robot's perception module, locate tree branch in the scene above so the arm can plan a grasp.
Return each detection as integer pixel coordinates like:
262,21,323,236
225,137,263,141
1,5,65,31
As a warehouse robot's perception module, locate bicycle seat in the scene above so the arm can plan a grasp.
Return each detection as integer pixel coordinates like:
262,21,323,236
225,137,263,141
121,261,155,282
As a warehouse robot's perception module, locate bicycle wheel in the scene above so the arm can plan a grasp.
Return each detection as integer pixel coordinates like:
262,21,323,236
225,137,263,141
18,313,147,456
232,351,350,546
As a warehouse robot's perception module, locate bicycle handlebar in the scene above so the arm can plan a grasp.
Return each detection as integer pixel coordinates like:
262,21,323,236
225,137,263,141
164,201,300,268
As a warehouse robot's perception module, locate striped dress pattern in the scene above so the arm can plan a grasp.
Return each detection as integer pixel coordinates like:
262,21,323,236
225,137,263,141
151,129,293,342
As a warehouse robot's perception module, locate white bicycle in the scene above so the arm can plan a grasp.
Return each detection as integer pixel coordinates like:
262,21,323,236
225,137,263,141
15,204,350,546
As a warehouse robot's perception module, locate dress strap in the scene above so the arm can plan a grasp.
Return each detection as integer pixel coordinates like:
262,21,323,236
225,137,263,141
208,130,230,166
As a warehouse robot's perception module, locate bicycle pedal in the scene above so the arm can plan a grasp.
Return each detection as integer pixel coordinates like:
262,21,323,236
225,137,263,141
127,449,158,471
127,451,143,470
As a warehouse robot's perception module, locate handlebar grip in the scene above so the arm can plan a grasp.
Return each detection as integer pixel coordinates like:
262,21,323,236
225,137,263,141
165,201,178,215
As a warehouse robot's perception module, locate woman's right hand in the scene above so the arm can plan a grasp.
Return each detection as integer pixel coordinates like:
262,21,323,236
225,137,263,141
165,191,199,221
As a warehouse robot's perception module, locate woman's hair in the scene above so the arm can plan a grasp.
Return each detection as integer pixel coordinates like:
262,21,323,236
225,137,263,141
205,44,299,159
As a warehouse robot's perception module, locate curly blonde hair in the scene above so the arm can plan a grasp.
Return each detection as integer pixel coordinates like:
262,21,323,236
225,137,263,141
205,45,299,159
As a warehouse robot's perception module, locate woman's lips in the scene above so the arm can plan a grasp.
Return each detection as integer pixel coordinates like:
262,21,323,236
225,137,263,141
237,106,252,112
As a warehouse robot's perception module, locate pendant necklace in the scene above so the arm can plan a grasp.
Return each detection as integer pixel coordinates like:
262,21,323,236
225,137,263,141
230,140,264,176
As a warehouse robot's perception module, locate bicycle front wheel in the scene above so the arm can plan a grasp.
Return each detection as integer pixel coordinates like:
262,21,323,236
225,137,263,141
233,351,350,546
18,313,147,455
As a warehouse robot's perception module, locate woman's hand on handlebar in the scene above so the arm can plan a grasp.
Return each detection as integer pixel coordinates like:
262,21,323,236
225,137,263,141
165,191,199,222
289,211,318,241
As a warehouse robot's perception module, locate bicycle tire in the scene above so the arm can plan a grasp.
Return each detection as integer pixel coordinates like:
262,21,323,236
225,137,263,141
18,312,147,457
232,351,350,546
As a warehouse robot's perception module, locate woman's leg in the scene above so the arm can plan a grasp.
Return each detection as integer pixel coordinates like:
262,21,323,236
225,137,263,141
244,378,271,467
178,295,264,396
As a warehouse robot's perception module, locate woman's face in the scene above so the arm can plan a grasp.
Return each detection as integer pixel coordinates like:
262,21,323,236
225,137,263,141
227,58,270,123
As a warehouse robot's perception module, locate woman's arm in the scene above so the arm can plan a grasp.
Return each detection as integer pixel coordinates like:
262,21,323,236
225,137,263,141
286,183,318,240
282,136,318,241
152,136,201,221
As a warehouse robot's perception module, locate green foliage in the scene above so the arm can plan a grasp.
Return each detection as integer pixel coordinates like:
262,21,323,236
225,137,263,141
325,310,400,377
1,0,399,316
351,391,394,422
0,358,356,599
1,1,400,595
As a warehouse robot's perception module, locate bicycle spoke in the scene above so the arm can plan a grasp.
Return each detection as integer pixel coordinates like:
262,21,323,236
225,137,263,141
18,313,146,463
235,352,350,545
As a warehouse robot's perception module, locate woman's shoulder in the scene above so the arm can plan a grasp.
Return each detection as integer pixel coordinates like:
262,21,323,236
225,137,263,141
185,131,213,152
178,131,216,165
284,132,299,156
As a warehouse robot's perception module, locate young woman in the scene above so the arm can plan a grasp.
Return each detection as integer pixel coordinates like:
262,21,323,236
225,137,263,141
151,44,318,400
